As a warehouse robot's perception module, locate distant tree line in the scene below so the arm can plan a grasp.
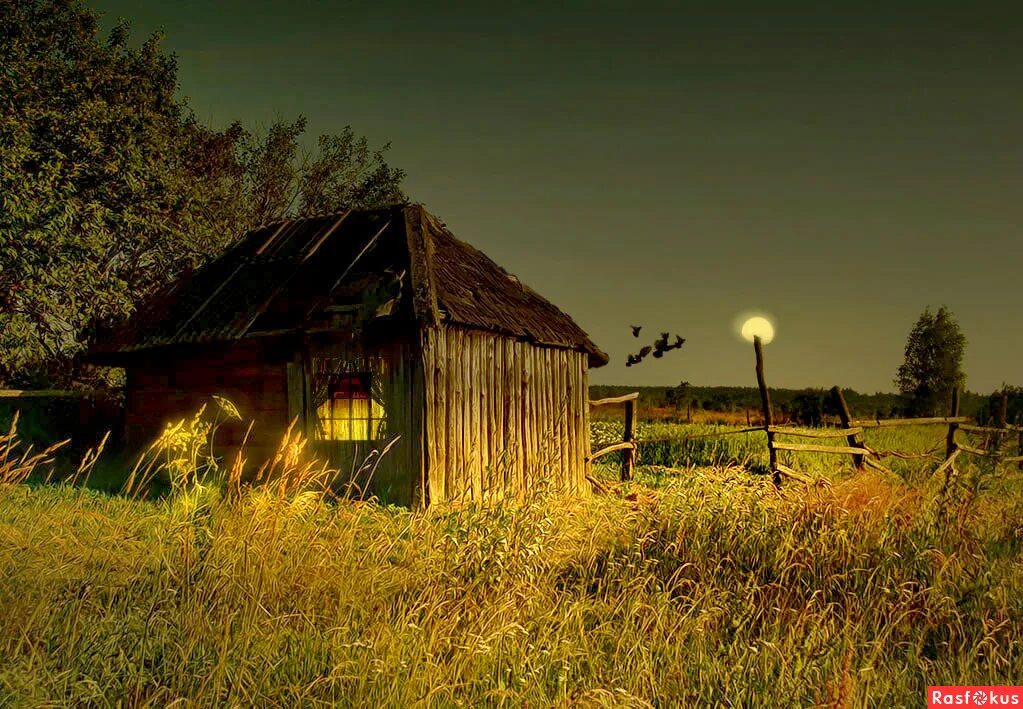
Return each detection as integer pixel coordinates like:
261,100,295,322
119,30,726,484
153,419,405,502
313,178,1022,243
588,384,996,425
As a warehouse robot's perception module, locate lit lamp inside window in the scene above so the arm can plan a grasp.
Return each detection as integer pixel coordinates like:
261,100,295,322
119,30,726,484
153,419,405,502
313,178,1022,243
316,373,385,441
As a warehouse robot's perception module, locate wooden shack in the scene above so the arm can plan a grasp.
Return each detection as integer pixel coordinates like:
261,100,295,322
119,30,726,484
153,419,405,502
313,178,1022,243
89,205,607,505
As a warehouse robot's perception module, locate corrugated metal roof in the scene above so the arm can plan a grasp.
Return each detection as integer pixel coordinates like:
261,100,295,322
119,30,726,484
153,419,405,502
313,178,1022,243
89,206,608,367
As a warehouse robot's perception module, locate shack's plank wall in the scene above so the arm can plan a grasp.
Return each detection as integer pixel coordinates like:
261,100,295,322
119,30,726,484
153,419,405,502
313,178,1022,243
123,338,291,466
422,327,589,503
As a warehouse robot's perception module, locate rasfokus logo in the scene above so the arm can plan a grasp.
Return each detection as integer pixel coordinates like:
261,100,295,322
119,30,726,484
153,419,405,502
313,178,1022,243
928,687,1022,707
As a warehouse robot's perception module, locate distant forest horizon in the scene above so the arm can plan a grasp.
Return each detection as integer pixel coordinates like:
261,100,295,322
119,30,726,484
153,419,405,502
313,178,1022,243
590,383,1016,424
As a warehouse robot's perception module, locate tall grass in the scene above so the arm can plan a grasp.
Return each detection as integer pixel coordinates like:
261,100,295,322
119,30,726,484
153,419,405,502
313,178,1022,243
592,420,974,482
0,409,1020,705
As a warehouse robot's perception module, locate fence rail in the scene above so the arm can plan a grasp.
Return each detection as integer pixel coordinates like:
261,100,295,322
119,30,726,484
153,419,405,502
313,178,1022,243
615,343,1021,485
0,389,92,398
588,345,1018,486
851,416,969,428
589,392,638,482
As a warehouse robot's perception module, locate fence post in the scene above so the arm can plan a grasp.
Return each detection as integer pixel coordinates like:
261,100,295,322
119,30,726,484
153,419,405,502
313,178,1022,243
945,386,960,459
753,336,778,485
830,386,865,470
621,398,636,482
1017,413,1022,471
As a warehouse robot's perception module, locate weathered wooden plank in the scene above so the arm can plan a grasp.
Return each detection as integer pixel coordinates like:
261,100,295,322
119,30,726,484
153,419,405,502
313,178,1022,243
551,350,561,486
435,329,448,502
582,359,592,483
477,334,489,499
508,338,521,496
544,347,557,486
958,423,1018,435
433,330,447,502
531,346,543,488
589,392,639,407
588,441,637,462
852,416,969,428
491,335,499,495
470,334,484,499
0,389,95,398
772,441,872,456
562,351,575,491
450,329,464,501
769,426,864,438
774,463,817,485
564,353,573,490
523,343,531,493
933,448,961,479
949,441,990,458
576,353,585,493
463,331,476,500
957,443,1004,459
421,330,439,504
563,351,574,491
545,349,557,488
490,336,501,497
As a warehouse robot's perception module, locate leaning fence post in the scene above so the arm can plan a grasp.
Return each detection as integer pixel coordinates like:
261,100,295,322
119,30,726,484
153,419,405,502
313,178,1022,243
830,386,865,470
945,386,961,459
621,398,636,482
753,336,778,485
1017,413,1022,471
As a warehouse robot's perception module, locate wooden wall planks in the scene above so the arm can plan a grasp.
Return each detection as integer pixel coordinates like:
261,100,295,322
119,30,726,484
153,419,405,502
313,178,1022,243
422,327,589,503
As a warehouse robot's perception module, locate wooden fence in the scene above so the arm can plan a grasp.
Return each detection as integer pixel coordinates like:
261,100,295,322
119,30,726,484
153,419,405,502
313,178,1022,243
587,339,1021,487
752,336,1021,483
587,392,639,482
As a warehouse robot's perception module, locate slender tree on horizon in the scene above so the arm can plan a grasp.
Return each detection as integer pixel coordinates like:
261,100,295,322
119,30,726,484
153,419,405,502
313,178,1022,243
895,306,967,416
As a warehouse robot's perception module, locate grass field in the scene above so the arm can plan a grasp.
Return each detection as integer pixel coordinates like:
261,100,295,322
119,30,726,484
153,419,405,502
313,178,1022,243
1,413,1021,706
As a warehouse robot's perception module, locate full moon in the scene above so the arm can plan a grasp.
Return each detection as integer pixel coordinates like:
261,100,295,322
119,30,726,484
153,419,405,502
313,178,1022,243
741,316,775,344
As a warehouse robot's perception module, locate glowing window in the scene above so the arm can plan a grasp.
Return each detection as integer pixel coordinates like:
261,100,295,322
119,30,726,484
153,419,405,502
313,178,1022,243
315,372,386,441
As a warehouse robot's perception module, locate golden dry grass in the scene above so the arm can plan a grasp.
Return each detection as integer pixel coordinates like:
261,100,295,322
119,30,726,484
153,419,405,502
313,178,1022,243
0,407,1020,706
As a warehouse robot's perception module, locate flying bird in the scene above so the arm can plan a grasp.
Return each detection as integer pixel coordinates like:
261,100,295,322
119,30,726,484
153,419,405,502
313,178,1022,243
624,328,686,367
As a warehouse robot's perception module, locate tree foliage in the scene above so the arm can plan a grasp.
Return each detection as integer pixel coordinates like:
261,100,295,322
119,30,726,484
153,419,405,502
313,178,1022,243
0,0,405,385
664,381,690,411
895,306,967,416
976,385,1023,426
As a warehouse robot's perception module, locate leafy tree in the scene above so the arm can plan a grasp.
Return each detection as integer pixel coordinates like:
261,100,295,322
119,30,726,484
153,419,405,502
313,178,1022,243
232,117,405,229
664,380,690,412
788,390,828,427
0,0,405,386
895,306,967,416
977,385,1023,426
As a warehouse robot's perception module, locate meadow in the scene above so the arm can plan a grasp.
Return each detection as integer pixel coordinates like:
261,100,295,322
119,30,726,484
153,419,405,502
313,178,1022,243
0,410,1021,707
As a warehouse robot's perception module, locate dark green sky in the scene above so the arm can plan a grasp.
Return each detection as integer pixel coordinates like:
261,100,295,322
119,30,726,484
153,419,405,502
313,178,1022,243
92,1,1022,393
